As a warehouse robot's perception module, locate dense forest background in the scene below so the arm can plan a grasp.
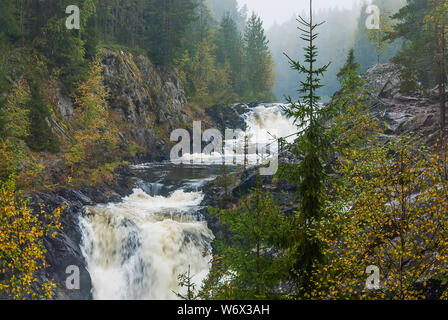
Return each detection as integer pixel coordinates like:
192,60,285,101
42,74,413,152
268,0,406,101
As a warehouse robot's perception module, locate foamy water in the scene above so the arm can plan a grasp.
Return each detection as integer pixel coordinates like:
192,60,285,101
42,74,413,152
175,103,297,165
80,189,213,300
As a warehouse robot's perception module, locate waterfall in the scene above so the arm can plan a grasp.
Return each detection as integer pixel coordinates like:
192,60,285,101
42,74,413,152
243,104,297,145
177,103,297,165
79,103,296,300
80,189,213,300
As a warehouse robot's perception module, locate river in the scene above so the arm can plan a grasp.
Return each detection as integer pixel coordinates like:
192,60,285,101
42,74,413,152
78,103,296,300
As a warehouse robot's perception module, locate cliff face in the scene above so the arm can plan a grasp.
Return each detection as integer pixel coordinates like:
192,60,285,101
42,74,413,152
362,63,442,145
99,49,191,162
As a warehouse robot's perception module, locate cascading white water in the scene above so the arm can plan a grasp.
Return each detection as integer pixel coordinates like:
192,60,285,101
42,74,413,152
79,103,296,300
80,189,214,300
243,103,298,145
177,103,297,165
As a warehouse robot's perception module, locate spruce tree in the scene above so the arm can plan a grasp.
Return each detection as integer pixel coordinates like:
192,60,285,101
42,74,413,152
145,0,198,65
391,0,448,129
216,13,244,95
243,13,275,100
216,13,241,65
337,49,360,81
0,0,21,45
26,76,60,153
337,48,362,91
203,188,295,299
279,0,332,297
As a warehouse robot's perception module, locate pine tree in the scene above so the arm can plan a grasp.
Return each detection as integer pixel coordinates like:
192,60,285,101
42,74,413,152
26,76,60,153
243,13,275,100
216,13,241,65
145,0,198,65
175,265,198,300
216,13,244,95
426,0,448,129
390,0,433,87
391,0,448,129
279,0,332,297
202,188,295,299
337,49,360,81
337,48,363,91
0,0,21,45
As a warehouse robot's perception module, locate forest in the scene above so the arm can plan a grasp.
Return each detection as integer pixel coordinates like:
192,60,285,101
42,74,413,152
1,0,448,303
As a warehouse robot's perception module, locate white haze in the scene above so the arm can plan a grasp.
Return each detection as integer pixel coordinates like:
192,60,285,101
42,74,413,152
237,0,364,29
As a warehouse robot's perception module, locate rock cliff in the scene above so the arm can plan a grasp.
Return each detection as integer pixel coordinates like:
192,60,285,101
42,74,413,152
362,63,443,145
99,49,191,162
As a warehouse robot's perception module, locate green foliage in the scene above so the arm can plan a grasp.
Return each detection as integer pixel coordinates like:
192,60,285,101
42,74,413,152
0,0,21,45
201,189,295,299
65,60,121,182
175,265,199,300
216,13,244,95
25,74,60,153
243,13,276,101
313,118,448,299
176,31,232,105
278,0,333,297
354,0,404,72
207,0,248,32
390,0,448,128
0,79,41,184
337,49,360,82
145,0,198,65
367,9,394,65
394,53,421,94
176,9,275,105
306,48,448,300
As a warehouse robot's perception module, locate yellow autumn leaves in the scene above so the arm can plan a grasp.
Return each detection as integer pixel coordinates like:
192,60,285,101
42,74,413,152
0,178,62,300
308,96,448,300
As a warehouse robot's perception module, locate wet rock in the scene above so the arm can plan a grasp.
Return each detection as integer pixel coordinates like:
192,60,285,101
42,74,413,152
100,49,190,161
27,191,92,300
55,83,74,120
363,63,403,99
205,104,247,132
362,63,442,145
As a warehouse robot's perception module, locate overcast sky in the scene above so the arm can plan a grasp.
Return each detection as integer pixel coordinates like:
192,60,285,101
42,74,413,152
237,0,365,29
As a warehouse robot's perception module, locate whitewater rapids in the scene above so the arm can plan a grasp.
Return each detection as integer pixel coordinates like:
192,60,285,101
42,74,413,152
80,189,214,300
